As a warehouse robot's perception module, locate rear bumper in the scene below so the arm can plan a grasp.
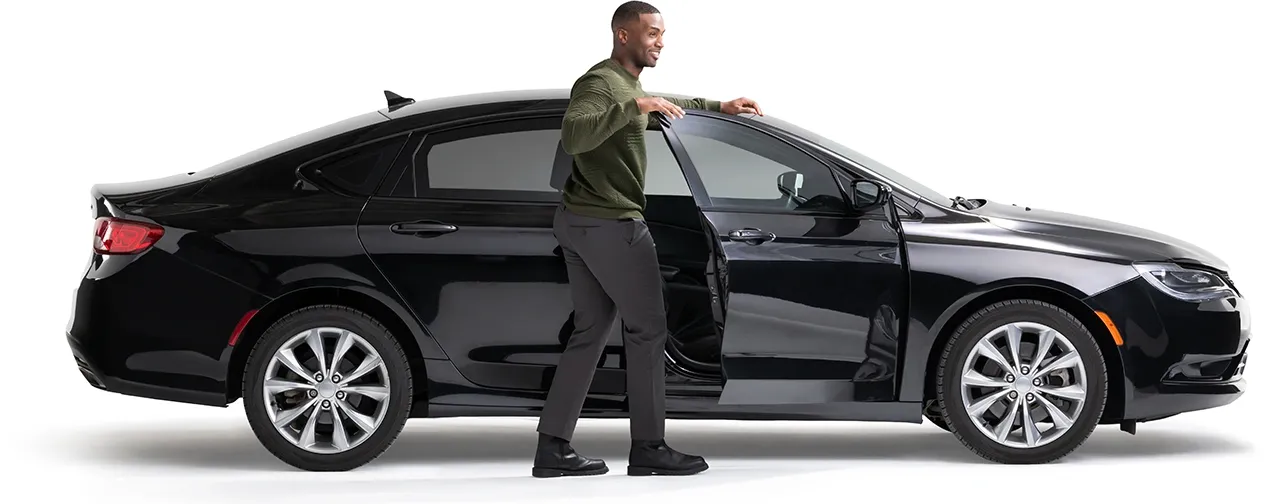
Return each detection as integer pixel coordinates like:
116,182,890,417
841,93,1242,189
68,331,228,406
64,249,267,407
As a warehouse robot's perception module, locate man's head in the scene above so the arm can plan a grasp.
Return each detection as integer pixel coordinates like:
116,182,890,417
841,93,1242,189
611,1,664,68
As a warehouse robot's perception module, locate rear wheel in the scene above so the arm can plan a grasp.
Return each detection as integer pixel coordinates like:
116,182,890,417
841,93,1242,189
242,305,412,471
937,299,1107,464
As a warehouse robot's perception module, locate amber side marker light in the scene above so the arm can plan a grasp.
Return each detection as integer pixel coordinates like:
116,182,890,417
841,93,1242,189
1097,310,1135,434
1095,311,1124,346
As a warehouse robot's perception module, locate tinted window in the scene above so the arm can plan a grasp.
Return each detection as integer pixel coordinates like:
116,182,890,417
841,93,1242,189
673,117,845,212
385,117,562,200
304,134,408,196
644,130,692,196
750,114,951,206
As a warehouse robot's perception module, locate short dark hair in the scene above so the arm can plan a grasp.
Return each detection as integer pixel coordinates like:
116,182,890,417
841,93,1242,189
611,1,659,30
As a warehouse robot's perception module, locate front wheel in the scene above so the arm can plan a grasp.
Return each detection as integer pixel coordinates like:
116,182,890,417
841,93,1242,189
242,305,413,471
937,299,1107,464
922,400,951,432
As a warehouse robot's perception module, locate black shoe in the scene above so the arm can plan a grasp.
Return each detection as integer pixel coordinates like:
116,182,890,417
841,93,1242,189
627,439,708,476
532,433,608,478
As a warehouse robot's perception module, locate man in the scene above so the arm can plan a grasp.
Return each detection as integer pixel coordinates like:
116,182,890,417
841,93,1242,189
532,1,762,478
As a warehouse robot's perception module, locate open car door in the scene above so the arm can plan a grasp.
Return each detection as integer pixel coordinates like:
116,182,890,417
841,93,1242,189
654,112,908,407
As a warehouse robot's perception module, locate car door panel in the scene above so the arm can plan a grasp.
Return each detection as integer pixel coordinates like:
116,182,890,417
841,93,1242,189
659,113,907,404
356,117,628,396
703,209,905,403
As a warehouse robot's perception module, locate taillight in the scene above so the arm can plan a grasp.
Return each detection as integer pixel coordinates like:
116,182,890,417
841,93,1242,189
93,216,164,254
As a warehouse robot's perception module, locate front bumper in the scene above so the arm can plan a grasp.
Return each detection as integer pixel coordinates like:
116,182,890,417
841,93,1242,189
1088,276,1251,422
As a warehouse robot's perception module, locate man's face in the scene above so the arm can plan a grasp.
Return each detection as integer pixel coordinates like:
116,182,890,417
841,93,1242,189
621,13,665,68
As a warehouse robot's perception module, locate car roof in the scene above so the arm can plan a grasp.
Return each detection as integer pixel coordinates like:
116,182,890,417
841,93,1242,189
196,89,714,179
375,88,732,122
193,88,941,214
378,89,573,119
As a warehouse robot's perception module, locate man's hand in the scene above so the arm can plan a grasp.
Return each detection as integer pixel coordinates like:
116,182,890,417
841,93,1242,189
636,96,685,119
721,97,763,116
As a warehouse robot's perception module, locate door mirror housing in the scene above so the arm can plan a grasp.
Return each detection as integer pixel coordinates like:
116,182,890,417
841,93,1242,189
850,179,891,211
776,171,804,201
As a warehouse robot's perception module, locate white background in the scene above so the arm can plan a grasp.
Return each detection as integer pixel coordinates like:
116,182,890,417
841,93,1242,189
4,0,1267,502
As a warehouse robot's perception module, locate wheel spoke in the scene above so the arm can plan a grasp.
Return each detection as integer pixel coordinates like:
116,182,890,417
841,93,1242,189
1005,324,1024,370
1038,383,1086,402
1034,393,1074,430
962,369,1009,388
343,385,390,401
273,396,318,428
1033,328,1056,367
343,354,383,383
975,339,1015,374
276,347,316,383
336,399,377,432
330,329,354,375
304,329,327,377
265,378,313,395
968,388,1012,418
994,397,1021,442
1036,352,1079,376
331,407,351,451
297,404,321,448
1021,402,1042,447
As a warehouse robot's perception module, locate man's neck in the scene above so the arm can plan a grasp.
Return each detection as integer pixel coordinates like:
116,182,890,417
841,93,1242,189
609,52,642,79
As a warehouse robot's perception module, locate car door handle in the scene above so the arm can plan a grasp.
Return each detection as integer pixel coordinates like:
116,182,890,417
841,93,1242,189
390,221,458,235
727,228,775,244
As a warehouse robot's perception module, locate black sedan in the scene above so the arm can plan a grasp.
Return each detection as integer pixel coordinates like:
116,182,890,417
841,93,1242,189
66,89,1251,471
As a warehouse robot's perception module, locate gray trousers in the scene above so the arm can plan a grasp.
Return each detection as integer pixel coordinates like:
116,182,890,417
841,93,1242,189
537,205,667,442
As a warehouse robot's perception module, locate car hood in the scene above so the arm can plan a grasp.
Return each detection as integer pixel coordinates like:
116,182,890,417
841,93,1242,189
973,200,1228,271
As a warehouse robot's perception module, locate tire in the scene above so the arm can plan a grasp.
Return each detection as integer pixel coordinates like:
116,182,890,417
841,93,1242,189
936,299,1107,464
242,304,413,471
922,400,951,432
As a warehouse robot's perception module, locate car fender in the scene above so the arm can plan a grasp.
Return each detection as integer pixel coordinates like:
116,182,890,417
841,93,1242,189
246,268,449,360
899,256,1137,404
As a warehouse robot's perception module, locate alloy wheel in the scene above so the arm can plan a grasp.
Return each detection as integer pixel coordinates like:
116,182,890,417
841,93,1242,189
959,321,1088,449
262,326,391,454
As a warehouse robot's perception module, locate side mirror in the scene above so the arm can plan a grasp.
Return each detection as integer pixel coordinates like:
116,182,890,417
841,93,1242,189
776,171,804,201
850,179,891,211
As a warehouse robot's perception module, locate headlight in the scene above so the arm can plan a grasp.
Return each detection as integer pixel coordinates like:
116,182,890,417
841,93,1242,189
1133,262,1234,302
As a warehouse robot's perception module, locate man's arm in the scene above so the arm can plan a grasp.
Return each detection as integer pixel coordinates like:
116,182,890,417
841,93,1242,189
560,75,642,155
657,96,722,112
660,95,764,116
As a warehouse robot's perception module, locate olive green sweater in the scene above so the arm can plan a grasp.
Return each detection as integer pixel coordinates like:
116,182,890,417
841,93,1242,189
560,58,720,220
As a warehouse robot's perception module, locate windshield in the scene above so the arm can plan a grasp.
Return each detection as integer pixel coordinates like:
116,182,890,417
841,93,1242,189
750,115,953,206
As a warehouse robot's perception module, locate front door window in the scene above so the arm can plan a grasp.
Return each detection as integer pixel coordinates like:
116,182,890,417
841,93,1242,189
671,117,847,213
